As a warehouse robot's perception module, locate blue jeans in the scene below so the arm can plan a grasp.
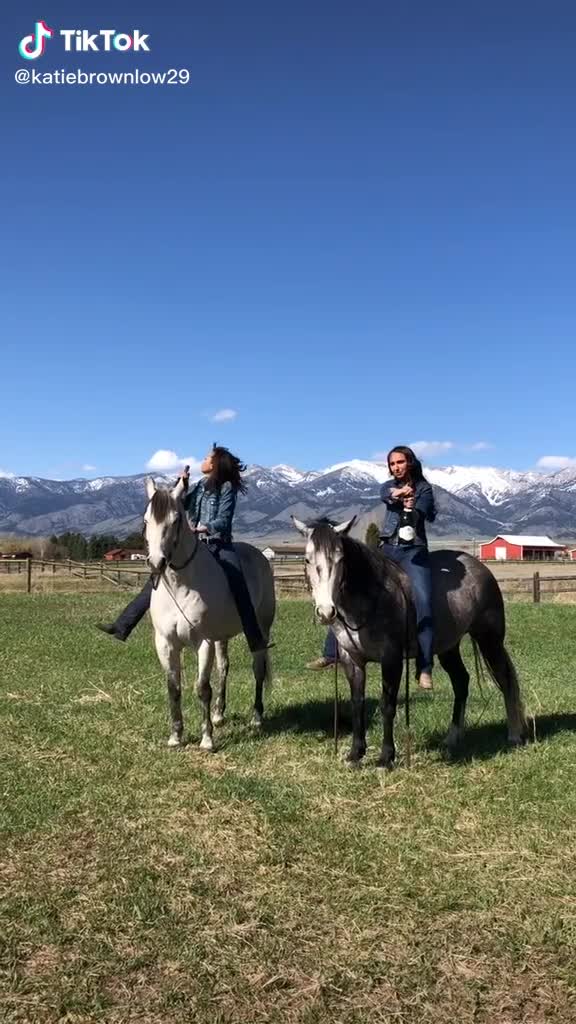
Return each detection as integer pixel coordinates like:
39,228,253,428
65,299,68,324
206,540,265,652
323,628,337,660
381,543,434,673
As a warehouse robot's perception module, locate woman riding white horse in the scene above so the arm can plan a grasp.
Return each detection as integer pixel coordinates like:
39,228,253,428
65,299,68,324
97,445,267,653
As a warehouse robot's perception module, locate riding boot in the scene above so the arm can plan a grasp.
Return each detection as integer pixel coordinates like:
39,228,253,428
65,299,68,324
96,577,154,641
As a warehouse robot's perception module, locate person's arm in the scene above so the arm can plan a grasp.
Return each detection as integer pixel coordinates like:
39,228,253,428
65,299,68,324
204,482,237,536
413,482,436,522
182,482,198,516
380,480,404,510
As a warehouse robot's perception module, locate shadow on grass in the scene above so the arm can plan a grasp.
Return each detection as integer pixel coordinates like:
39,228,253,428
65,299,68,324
262,697,378,737
425,711,576,763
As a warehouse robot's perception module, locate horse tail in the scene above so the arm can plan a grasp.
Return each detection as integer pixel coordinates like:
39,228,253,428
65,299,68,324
471,634,528,744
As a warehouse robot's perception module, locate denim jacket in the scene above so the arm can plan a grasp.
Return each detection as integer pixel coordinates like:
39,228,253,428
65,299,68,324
380,478,436,548
182,480,237,543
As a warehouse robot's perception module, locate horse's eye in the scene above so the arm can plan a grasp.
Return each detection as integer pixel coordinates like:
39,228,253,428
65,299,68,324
305,558,311,565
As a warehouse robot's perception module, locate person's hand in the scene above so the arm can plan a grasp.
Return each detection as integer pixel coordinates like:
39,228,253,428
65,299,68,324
391,484,413,500
195,524,209,534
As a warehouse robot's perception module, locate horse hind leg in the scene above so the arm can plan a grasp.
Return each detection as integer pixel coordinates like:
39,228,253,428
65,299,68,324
250,649,271,729
196,640,216,751
438,645,470,754
473,633,528,746
211,640,230,726
154,633,184,748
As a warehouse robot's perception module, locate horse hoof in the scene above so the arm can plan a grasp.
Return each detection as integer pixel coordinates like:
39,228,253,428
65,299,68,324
376,758,394,771
167,734,183,748
345,750,365,766
199,735,215,752
508,735,526,749
250,714,263,730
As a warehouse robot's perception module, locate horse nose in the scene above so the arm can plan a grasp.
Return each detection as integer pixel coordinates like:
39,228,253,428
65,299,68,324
316,604,336,625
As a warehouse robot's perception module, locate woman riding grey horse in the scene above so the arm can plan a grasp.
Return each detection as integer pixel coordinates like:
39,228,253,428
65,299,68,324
293,516,528,767
97,445,267,652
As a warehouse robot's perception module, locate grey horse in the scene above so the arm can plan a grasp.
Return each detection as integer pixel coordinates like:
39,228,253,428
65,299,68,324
145,477,276,751
293,517,528,767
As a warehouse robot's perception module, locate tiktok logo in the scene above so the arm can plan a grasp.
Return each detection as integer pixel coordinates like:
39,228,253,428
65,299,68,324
18,20,54,60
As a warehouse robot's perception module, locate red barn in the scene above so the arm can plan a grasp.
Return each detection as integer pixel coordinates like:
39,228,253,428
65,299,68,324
480,535,565,561
104,548,128,561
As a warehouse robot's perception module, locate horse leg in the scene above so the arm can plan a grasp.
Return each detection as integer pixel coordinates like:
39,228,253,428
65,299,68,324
212,640,230,726
438,645,469,754
154,633,184,747
377,652,403,770
250,649,270,729
473,633,528,746
196,639,216,751
340,650,367,764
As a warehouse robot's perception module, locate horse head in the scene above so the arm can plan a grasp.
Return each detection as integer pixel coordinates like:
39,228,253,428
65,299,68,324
291,516,356,623
144,476,187,572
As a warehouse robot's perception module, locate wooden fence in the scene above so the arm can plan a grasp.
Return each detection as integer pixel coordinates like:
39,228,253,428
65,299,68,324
2,559,576,602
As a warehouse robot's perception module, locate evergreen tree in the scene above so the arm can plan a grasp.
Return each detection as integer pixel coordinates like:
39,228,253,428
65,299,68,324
365,522,380,548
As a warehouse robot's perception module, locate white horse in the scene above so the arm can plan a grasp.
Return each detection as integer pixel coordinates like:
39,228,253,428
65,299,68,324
144,477,276,751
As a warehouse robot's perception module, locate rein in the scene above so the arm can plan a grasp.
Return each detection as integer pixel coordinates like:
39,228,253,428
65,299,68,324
149,507,200,593
329,559,414,768
168,513,200,571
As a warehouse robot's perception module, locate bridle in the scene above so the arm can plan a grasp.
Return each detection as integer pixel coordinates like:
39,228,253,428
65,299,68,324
147,501,200,584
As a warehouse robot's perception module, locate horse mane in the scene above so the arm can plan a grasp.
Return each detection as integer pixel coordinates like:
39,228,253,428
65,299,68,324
150,488,172,523
310,525,405,601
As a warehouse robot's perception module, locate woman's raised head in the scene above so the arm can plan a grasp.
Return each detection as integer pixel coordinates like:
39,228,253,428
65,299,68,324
202,444,247,493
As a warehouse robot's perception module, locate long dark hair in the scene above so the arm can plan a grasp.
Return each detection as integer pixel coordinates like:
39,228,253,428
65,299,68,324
205,445,247,494
387,445,436,520
387,445,426,484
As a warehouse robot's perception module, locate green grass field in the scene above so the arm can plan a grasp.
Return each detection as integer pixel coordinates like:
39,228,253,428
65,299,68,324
1,595,576,1023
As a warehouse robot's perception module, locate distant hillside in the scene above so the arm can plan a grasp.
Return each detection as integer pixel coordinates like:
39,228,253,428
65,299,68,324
2,461,576,541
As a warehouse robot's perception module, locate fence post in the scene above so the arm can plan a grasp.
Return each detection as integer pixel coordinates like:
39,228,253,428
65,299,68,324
26,558,32,594
533,571,541,604
100,561,104,580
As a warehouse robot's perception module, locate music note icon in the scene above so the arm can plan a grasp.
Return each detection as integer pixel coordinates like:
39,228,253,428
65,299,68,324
18,21,54,61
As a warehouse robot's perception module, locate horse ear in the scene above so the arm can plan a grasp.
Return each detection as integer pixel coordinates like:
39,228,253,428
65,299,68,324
172,477,186,501
291,516,311,537
146,478,156,500
334,516,357,535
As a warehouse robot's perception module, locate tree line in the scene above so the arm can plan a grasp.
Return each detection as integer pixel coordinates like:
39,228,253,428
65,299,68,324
0,531,144,562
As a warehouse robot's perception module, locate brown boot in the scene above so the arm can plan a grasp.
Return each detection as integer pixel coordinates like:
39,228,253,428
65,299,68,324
418,671,433,690
306,656,336,670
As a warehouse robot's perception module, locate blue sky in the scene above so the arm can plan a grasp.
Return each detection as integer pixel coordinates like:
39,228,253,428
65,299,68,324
3,1,576,480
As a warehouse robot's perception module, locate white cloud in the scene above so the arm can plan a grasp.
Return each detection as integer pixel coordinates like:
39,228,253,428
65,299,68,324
82,464,97,472
0,468,15,478
211,408,238,423
409,441,455,457
536,455,576,471
468,441,492,451
145,449,202,474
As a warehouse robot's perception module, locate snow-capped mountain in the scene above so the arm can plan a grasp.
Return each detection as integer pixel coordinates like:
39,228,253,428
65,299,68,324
1,461,576,540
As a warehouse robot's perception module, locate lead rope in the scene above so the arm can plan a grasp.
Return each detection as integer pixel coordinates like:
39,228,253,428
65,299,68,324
404,604,411,769
333,644,339,756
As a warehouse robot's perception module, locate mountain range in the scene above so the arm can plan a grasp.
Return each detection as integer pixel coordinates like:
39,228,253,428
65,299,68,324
2,461,576,542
